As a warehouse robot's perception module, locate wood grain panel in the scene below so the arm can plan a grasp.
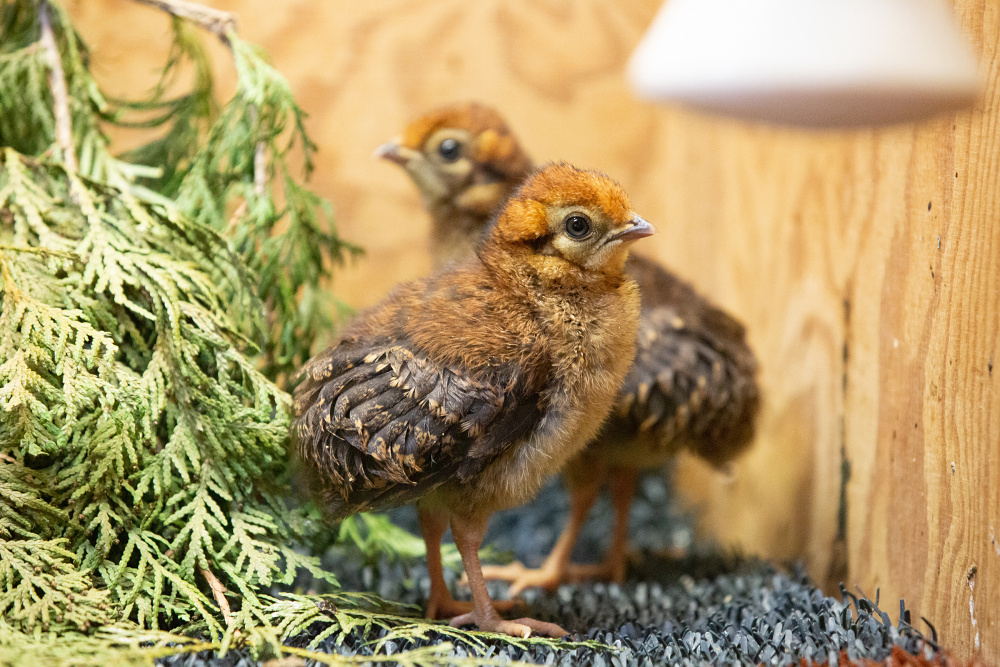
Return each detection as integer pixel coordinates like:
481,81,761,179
70,0,1000,660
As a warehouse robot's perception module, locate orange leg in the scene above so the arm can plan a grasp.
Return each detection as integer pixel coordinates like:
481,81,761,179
564,466,638,583
419,507,518,619
449,513,568,638
480,467,605,596
419,507,473,620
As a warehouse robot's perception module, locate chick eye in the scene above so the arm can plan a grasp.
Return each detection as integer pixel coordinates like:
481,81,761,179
437,138,462,161
564,214,592,239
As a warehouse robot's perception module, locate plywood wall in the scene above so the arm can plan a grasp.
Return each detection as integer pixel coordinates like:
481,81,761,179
72,0,999,661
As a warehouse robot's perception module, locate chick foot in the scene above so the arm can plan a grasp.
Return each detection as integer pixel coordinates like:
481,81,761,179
450,611,567,638
480,557,631,594
426,594,473,620
450,513,567,638
426,594,520,620
478,560,569,596
474,466,608,595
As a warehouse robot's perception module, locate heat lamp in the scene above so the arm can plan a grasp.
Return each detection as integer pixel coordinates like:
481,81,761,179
627,0,981,127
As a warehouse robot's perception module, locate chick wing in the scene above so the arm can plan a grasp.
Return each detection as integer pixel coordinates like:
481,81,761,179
294,337,545,518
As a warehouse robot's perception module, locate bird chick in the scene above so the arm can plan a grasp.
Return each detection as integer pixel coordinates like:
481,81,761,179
376,102,533,268
378,104,760,594
293,163,654,637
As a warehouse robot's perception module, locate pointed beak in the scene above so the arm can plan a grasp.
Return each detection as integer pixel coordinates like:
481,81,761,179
612,215,656,243
374,140,408,166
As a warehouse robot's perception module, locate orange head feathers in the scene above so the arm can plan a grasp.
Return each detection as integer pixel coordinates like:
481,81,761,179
400,103,527,175
378,105,653,276
483,163,654,277
378,102,531,189
376,103,534,267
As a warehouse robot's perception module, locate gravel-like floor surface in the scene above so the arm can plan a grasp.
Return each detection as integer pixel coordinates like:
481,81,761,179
160,475,937,666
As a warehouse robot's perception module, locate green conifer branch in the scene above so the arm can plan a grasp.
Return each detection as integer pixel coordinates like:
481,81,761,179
0,2,592,664
117,0,362,381
0,0,347,644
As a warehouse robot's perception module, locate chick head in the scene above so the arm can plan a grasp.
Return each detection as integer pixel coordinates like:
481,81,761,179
491,163,655,276
376,102,531,213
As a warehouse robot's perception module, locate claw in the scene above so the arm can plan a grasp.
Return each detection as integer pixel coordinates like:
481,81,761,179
480,561,569,596
428,591,520,619
450,611,568,638
480,557,631,593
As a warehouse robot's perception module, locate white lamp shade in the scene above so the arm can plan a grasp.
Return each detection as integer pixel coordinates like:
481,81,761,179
628,0,981,127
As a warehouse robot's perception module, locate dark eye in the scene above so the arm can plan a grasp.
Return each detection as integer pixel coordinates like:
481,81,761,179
437,138,462,161
564,214,592,239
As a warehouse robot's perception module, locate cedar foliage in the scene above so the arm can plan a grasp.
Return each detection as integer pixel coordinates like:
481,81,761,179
0,0,356,648
0,2,594,663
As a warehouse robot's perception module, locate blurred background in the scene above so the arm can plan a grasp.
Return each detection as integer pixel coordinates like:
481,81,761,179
69,0,998,661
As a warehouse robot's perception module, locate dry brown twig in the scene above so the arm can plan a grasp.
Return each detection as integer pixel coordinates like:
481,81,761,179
132,0,268,206
226,200,249,232
38,0,77,176
199,564,234,628
129,0,237,44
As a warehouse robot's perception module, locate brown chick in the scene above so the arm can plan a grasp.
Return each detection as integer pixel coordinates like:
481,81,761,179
378,103,760,594
293,163,654,637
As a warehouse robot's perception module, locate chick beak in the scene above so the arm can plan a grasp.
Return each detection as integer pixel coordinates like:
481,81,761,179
612,216,656,243
374,140,409,166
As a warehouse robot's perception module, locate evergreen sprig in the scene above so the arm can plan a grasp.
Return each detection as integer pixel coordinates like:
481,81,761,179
119,16,361,381
0,0,346,646
0,2,582,664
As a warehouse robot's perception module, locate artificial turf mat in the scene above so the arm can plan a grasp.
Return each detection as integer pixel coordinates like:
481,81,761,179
159,475,943,666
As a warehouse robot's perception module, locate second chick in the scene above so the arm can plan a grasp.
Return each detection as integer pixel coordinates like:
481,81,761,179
378,103,761,593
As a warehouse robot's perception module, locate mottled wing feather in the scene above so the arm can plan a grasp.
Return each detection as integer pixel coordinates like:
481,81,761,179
614,305,760,466
292,339,542,518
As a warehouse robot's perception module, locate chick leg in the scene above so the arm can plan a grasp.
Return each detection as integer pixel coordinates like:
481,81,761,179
419,507,519,619
480,466,605,595
449,513,568,638
419,507,475,620
565,466,638,583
